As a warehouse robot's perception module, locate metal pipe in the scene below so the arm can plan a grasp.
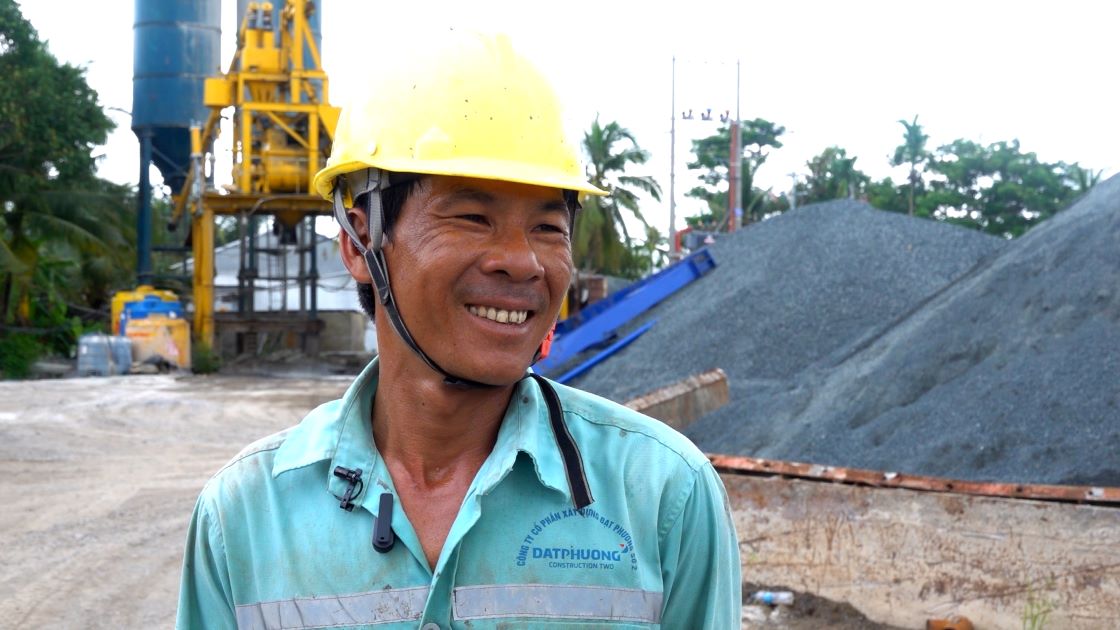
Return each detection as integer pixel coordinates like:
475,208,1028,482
298,218,307,314
248,215,258,314
137,128,153,284
238,210,249,314
309,218,319,320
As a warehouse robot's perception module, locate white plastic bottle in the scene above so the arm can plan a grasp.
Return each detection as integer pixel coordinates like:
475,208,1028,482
751,590,794,606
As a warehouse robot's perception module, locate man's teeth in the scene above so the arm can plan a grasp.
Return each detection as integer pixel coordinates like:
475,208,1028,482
469,305,528,324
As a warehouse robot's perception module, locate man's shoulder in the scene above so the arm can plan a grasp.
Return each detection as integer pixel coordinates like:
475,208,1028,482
550,379,710,473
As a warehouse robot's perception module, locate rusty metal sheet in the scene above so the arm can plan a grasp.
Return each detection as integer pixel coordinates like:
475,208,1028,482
721,473,1120,629
709,453,1120,506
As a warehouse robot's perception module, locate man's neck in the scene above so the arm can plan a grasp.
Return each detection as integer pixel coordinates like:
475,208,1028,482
372,356,515,489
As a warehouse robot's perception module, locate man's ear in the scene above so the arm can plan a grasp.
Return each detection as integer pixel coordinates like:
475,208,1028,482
339,206,373,283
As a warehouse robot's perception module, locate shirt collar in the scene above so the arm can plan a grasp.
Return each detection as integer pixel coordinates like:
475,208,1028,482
474,375,571,500
270,360,572,508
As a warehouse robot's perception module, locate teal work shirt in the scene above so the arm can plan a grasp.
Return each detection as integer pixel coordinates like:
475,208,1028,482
176,361,741,629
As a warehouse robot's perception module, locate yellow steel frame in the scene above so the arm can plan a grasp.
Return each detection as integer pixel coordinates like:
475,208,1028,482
172,0,339,347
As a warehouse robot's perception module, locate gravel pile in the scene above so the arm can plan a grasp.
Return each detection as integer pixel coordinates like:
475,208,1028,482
570,199,1002,402
688,175,1120,485
571,177,1120,486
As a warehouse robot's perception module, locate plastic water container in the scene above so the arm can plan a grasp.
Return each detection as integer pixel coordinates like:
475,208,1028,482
111,286,178,334
77,334,132,376
108,335,133,374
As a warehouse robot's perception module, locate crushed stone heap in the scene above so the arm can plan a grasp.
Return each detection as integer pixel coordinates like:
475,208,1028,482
572,176,1120,486
571,199,1002,404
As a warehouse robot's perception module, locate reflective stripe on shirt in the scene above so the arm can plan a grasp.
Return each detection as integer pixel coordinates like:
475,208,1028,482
452,584,663,623
235,586,429,629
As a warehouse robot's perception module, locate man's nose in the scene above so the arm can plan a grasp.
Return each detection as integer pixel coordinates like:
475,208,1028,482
478,227,545,282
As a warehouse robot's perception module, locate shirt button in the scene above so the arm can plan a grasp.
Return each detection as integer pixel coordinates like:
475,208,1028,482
420,624,441,630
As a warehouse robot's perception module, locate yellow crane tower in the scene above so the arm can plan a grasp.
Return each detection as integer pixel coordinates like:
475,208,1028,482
171,0,339,351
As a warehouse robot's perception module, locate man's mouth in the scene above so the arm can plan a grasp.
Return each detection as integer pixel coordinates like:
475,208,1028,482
468,305,530,325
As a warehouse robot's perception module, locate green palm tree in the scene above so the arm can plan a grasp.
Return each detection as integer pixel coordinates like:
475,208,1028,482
891,115,930,216
1,182,133,324
576,117,661,275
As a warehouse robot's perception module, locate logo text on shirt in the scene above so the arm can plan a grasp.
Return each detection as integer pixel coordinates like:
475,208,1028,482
515,506,637,571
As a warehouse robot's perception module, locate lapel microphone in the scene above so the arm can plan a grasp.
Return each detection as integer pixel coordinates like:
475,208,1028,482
333,468,395,552
333,466,364,512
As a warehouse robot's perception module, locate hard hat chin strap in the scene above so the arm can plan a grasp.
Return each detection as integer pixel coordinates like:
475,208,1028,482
333,169,493,389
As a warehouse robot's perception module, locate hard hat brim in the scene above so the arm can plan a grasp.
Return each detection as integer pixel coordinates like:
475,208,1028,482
315,157,608,201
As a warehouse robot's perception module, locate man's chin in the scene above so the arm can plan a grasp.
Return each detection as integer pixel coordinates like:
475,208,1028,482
445,360,534,388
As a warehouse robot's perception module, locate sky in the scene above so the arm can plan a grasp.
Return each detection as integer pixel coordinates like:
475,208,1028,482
15,0,1120,238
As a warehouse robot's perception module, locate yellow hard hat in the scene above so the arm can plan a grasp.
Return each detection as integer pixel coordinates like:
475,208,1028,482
313,30,606,201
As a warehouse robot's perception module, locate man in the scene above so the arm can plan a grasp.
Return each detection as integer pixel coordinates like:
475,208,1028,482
177,31,740,629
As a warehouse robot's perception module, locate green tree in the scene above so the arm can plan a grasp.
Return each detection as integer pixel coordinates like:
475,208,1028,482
620,225,668,278
685,118,785,228
865,177,909,215
0,0,127,362
925,139,1087,237
890,115,930,216
575,116,661,276
798,146,870,204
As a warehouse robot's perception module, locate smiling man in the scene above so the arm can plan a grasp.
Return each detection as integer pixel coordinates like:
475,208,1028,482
177,31,740,630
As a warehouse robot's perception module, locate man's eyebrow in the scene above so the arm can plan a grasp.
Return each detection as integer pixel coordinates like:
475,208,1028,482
443,187,569,215
444,187,497,205
537,199,571,215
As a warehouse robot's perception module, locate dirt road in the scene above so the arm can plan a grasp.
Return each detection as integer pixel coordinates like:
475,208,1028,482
0,374,350,628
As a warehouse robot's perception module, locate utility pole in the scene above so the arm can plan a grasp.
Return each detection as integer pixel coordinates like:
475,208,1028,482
789,172,798,210
669,56,678,257
728,59,741,232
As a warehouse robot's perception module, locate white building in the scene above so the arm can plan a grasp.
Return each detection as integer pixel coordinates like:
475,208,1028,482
180,226,377,353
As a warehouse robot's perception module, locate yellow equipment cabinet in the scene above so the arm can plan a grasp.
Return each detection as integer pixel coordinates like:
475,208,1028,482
111,285,179,335
125,315,192,369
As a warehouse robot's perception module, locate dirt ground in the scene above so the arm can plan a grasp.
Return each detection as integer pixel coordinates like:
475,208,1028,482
0,372,900,629
0,373,351,628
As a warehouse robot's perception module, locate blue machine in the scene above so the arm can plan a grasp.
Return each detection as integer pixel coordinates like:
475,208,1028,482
554,320,657,384
537,248,717,377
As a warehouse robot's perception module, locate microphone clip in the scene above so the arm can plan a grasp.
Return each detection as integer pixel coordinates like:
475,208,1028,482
332,466,364,512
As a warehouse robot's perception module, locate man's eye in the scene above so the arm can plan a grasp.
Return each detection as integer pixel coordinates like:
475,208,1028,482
457,214,488,224
538,223,569,236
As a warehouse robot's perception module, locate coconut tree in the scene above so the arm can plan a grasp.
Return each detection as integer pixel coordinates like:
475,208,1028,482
1,183,134,323
891,115,930,216
575,117,661,276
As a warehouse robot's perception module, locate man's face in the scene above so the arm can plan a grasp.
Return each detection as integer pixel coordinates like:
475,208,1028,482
381,175,573,385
